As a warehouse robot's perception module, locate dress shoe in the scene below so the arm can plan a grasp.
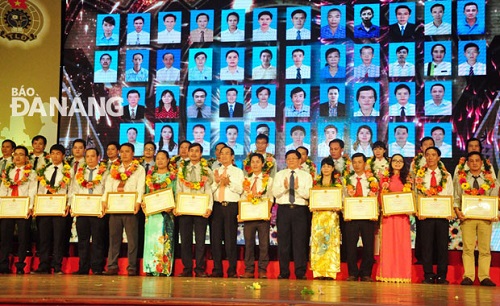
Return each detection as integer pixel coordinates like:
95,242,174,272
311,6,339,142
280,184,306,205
178,272,192,277
422,277,435,284
128,271,136,276
277,275,289,279
436,277,449,285
346,276,358,281
209,272,222,278
361,276,374,282
460,277,474,286
54,270,64,275
195,272,209,277
480,278,496,287
324,277,334,280
240,272,254,279
258,272,267,279
296,275,307,280
314,277,325,280
103,269,118,275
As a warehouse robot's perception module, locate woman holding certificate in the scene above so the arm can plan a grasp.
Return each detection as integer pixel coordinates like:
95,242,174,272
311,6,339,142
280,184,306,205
376,154,412,283
142,150,176,276
310,158,342,280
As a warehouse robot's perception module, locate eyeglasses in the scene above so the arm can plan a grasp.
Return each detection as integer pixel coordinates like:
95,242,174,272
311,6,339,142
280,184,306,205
392,160,404,163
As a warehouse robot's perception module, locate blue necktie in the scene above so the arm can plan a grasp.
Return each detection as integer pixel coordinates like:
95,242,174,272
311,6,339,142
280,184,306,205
229,105,234,117
296,68,301,79
88,168,95,194
296,30,301,40
400,26,405,36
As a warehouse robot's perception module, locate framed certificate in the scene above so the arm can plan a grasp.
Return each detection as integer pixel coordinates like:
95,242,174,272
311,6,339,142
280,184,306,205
176,193,210,216
106,192,137,214
143,189,175,216
309,187,342,211
344,197,378,220
381,192,416,216
418,196,453,219
462,195,498,220
71,194,102,217
34,194,67,216
238,198,272,222
0,196,30,218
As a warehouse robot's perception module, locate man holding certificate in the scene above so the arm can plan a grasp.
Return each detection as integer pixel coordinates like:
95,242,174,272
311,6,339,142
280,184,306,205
210,146,244,278
272,150,312,280
102,143,145,276
0,146,37,274
453,151,498,287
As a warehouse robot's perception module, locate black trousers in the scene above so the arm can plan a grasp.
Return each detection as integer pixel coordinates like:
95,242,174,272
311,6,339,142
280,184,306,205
211,201,238,276
107,214,138,272
344,220,375,277
76,216,105,273
276,205,309,278
0,218,30,271
420,218,449,280
37,216,66,271
178,215,207,275
243,220,270,273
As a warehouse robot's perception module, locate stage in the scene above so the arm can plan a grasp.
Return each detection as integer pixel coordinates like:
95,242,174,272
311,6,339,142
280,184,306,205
1,274,499,305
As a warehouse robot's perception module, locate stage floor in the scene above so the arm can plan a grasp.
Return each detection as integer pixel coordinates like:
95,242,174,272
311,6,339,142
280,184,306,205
0,275,499,305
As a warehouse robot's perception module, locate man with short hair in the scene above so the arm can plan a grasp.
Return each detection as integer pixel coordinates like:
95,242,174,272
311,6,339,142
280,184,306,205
285,126,310,151
246,134,276,177
389,4,417,42
318,125,338,157
252,49,277,80
0,139,15,173
251,86,275,118
249,125,276,154
126,15,150,45
105,142,120,169
389,125,415,157
424,83,452,116
156,52,180,83
319,86,345,117
431,126,452,157
142,142,156,173
388,46,415,77
458,43,486,76
285,87,310,117
285,49,310,79
353,46,379,78
354,6,379,38
188,51,212,81
191,124,210,156
98,16,118,46
219,88,244,118
286,9,310,40
125,53,149,82
425,3,451,35
221,12,244,42
126,127,144,156
389,84,415,116
122,90,146,120
190,12,214,42
30,135,49,171
224,125,243,156
321,7,346,39
220,50,244,81
354,86,379,117
253,11,276,41
94,53,117,83
187,88,211,118
158,13,181,43
457,2,484,35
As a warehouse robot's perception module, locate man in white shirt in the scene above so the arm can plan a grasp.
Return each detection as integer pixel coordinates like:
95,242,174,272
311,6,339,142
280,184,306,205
94,53,117,83
156,52,180,83
251,86,275,118
458,42,486,76
389,125,415,157
353,46,380,78
388,45,415,77
188,51,212,81
220,49,244,81
210,147,244,278
252,49,277,80
105,141,120,170
389,84,415,116
272,150,313,279
253,10,277,41
354,85,379,117
246,134,276,178
157,13,181,43
249,124,276,155
224,125,244,156
431,126,452,158
286,9,311,40
425,83,452,116
125,53,149,82
425,44,451,76
425,3,451,35
285,49,310,79
30,135,49,171
126,127,144,157
220,11,244,42
285,87,310,117
317,125,338,157
0,139,15,173
191,124,210,156
126,16,150,45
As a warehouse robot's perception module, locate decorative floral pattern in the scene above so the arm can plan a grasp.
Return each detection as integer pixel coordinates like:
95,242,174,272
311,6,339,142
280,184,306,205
37,162,72,193
1,163,33,188
177,159,209,190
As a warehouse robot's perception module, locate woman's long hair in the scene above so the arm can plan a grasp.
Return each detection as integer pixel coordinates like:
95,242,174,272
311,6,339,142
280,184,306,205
352,125,373,151
389,153,409,184
158,89,178,112
158,125,177,152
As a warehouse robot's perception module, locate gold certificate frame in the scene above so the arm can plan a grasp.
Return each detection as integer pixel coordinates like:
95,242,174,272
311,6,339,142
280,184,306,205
34,194,67,216
238,198,271,222
176,193,210,216
418,196,453,219
344,197,378,220
381,192,415,216
143,189,175,216
0,196,30,218
309,187,342,211
462,195,498,220
71,194,103,217
106,192,137,214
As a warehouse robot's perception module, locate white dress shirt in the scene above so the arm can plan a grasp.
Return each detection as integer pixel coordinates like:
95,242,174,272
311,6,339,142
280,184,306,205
389,141,415,157
0,165,37,208
69,166,108,207
102,163,145,203
285,64,311,79
253,28,277,41
419,168,453,197
345,173,370,197
175,161,214,210
286,27,311,40
272,168,312,205
424,99,452,116
212,165,244,202
157,29,181,43
241,172,274,200
126,30,150,45
156,66,180,82
220,29,244,42
37,163,72,197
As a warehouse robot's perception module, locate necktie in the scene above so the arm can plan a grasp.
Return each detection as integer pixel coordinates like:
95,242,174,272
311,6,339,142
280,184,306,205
296,68,301,79
145,163,150,174
229,105,234,117
472,175,480,190
33,156,39,170
47,166,58,194
355,177,363,197
200,31,205,42
197,107,203,118
189,165,197,181
218,167,227,201
296,30,301,40
1,160,6,172
400,106,406,117
400,25,405,36
289,170,295,204
365,69,369,78
430,171,437,188
11,169,21,197
88,168,95,194
74,161,79,173
131,109,136,119
469,66,474,76
251,176,259,194
136,33,140,45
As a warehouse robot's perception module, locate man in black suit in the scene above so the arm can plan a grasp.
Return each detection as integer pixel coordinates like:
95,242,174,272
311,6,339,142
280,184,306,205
219,87,244,118
388,5,417,42
122,89,146,120
319,85,345,117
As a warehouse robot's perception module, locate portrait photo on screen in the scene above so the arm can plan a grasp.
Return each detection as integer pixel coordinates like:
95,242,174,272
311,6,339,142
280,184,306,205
317,122,344,158
353,44,380,78
250,85,276,118
94,50,118,83
457,0,485,35
388,2,417,42
220,9,245,42
285,84,311,118
157,11,182,44
388,82,416,117
319,83,346,117
424,0,452,36
190,10,215,42
120,123,146,156
122,87,146,121
425,122,453,158
424,41,452,76
285,122,311,153
349,122,378,158
320,44,346,79
353,82,380,117
126,13,151,45
186,86,212,119
457,40,487,76
219,85,245,118
220,47,245,81
286,6,311,40
124,50,149,83
154,86,180,119
188,48,213,81
424,80,452,116
156,49,181,83
387,122,416,158
154,123,180,156
252,46,277,80
96,14,120,46
187,122,211,156
219,122,245,156
353,4,380,39
249,122,276,154
252,8,278,41
285,45,311,80
320,5,346,39
388,43,415,77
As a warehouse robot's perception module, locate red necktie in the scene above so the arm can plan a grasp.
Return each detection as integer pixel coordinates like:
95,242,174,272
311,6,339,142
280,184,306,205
251,176,258,194
355,177,363,197
74,161,79,173
11,169,21,196
430,171,437,188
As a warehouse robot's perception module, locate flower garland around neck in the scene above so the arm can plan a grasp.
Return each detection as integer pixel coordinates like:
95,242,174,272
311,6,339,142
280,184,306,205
75,161,107,189
1,163,33,188
367,157,389,178
343,168,379,197
109,159,140,182
414,162,448,196
303,159,317,178
412,153,448,174
313,172,342,188
145,166,177,192
242,152,275,176
37,162,72,193
456,157,496,195
30,151,50,165
456,155,493,173
379,170,413,194
242,173,270,204
177,158,209,190
169,155,183,170
340,154,352,177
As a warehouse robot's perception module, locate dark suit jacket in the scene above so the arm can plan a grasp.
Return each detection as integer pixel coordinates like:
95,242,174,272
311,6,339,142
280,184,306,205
388,23,417,42
219,102,244,117
319,102,345,117
123,105,145,120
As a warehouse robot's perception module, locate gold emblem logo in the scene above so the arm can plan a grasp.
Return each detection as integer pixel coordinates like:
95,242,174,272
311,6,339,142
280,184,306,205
0,0,43,42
